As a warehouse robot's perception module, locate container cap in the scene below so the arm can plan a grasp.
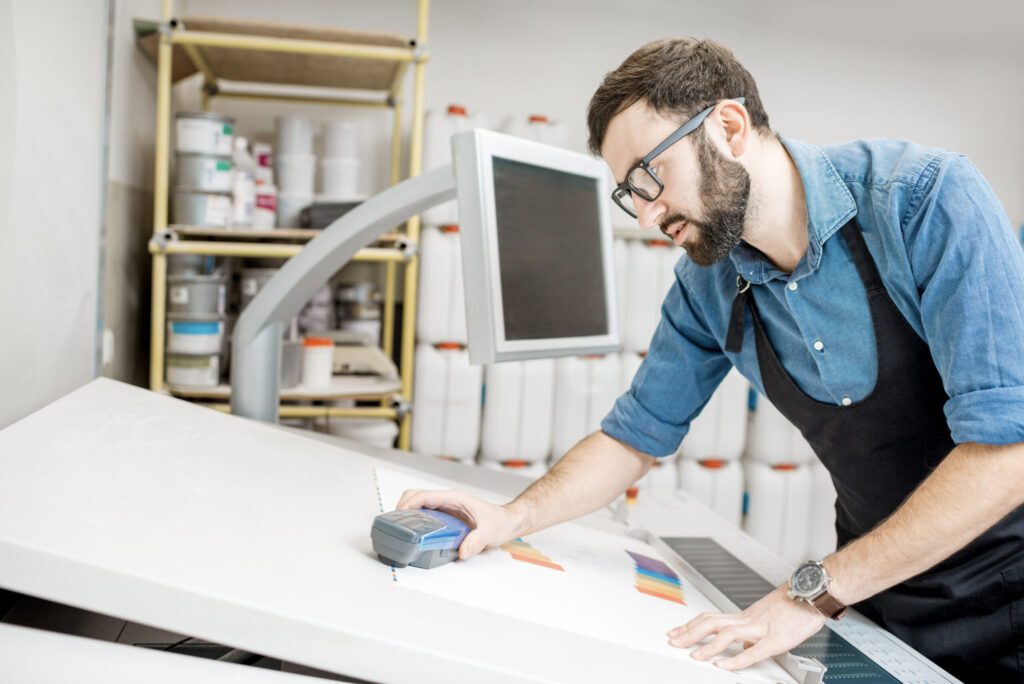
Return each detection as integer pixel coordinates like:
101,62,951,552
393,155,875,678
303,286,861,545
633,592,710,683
303,337,334,347
436,342,462,350
440,224,460,233
502,460,530,468
447,105,467,116
772,463,798,471
699,459,726,469
528,114,549,123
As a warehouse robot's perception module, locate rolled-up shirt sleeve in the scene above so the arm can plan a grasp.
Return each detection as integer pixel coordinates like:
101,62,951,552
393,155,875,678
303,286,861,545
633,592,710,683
601,268,731,456
904,156,1024,444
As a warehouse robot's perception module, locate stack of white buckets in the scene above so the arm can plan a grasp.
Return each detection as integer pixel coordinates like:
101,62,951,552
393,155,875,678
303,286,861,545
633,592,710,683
275,116,361,228
410,104,838,565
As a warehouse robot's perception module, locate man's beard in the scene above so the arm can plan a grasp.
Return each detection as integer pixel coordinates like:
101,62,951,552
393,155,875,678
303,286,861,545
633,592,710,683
660,130,750,266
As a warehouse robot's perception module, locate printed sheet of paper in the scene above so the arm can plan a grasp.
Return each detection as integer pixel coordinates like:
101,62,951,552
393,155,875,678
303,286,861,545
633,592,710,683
376,467,794,683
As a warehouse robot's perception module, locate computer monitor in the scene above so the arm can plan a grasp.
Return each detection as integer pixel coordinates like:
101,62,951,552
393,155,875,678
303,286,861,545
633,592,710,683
452,129,620,365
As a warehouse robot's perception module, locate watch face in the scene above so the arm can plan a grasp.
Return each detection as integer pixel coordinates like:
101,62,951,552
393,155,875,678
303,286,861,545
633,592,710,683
793,563,825,596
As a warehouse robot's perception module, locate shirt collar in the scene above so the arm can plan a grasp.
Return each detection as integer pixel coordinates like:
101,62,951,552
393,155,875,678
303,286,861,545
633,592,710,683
729,136,857,284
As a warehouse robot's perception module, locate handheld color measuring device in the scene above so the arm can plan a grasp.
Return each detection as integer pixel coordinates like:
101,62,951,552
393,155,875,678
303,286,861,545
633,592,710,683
371,509,471,569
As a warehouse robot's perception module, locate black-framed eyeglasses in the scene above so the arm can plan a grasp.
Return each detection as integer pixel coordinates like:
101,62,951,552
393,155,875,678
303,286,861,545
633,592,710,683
611,97,745,219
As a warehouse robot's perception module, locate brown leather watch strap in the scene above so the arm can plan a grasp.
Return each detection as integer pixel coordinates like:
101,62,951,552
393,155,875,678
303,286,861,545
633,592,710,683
811,592,847,620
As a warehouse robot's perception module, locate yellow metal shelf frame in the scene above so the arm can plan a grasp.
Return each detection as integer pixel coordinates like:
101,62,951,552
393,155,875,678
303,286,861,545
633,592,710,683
145,0,430,450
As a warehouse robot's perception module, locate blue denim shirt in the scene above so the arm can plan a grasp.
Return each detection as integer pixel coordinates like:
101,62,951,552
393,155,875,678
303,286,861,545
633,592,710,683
602,137,1024,457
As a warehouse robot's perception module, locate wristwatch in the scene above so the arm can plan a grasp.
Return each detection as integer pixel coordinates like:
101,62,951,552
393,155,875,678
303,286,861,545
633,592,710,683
788,560,847,619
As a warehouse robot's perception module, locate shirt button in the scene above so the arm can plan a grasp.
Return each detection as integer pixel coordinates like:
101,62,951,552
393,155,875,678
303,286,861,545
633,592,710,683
813,340,824,352
841,396,852,406
788,281,799,291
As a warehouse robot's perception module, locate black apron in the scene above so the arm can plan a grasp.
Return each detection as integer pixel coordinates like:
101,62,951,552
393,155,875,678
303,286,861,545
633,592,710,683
725,219,1024,681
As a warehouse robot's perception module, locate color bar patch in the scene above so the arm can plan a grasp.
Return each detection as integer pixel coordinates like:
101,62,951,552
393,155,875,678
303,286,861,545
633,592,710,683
501,538,564,571
626,551,685,604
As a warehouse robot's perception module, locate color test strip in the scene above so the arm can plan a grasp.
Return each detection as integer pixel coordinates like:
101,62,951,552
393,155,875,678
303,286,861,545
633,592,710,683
501,538,565,571
626,551,685,604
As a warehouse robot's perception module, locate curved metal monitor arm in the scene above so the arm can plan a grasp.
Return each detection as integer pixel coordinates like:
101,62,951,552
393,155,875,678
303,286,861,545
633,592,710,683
230,164,457,422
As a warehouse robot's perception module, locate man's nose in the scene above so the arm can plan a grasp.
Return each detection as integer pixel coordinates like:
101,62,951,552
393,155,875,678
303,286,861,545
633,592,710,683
634,196,666,230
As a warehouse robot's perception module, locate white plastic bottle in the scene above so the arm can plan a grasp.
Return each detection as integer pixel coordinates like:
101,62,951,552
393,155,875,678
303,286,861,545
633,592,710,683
742,460,813,566
550,355,623,459
479,359,555,464
411,343,483,461
678,369,750,462
678,458,745,527
416,225,467,345
745,396,817,466
231,136,256,228
421,105,469,226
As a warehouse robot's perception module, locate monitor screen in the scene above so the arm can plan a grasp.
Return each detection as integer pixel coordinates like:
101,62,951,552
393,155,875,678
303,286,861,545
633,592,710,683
491,157,609,341
453,129,619,364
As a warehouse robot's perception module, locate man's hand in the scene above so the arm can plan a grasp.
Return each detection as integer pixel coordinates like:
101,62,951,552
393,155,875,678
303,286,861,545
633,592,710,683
666,585,825,671
396,488,525,560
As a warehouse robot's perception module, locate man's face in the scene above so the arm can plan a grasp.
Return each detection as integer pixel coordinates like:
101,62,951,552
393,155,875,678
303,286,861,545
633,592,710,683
602,100,751,266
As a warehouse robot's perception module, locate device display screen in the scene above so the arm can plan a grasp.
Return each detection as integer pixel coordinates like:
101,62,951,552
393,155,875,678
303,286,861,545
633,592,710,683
491,157,609,341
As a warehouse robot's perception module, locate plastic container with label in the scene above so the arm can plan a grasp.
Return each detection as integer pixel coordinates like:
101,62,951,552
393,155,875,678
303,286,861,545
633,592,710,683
175,153,233,192
253,184,277,230
172,189,233,228
678,368,750,462
167,274,225,317
166,318,224,355
550,354,623,459
175,112,234,156
742,460,813,566
411,343,483,461
479,359,555,464
301,337,334,387
416,225,467,345
678,458,744,527
166,353,220,388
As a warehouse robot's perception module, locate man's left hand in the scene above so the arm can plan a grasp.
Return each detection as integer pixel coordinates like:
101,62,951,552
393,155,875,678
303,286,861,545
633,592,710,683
666,584,826,670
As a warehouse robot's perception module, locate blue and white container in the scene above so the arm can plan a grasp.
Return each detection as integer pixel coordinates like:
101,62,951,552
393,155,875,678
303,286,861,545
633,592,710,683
166,318,224,355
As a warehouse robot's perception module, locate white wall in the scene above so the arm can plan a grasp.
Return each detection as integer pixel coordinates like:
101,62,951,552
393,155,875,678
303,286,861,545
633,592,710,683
155,0,1024,224
0,0,109,427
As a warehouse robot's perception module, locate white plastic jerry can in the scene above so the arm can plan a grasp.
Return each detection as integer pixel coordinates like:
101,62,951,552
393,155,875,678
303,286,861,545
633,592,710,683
619,351,644,395
480,359,555,464
614,239,629,338
550,354,623,460
742,460,813,566
745,396,817,466
679,368,750,462
806,459,839,559
411,343,483,461
500,114,569,149
638,455,680,491
678,458,744,527
421,105,488,226
416,225,468,345
622,240,678,353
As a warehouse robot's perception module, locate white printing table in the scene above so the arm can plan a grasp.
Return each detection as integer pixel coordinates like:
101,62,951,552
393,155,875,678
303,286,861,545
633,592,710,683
0,379,956,683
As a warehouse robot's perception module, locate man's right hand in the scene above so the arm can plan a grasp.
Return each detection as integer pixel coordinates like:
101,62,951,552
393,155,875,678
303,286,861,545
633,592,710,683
396,488,527,560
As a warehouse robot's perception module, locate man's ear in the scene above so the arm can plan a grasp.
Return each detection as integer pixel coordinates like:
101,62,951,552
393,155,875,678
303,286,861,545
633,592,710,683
714,99,750,157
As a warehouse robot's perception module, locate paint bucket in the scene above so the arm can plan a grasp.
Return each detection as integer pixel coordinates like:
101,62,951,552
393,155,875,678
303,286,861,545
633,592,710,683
323,121,356,158
253,184,277,231
167,274,226,317
175,112,234,156
166,353,221,388
276,153,316,195
172,188,233,227
175,153,233,192
276,115,314,155
166,317,224,355
320,158,360,200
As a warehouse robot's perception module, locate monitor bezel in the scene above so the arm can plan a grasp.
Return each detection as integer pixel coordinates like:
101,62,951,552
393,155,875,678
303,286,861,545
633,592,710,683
452,129,620,365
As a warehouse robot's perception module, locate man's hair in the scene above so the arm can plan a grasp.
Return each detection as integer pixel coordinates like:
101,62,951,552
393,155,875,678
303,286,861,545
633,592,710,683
586,38,771,155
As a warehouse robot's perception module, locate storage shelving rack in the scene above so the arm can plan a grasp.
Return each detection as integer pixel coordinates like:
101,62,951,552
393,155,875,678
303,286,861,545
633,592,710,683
138,1,430,449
